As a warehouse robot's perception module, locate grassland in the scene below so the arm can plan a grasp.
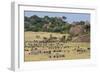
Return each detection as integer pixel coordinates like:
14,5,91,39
24,31,90,61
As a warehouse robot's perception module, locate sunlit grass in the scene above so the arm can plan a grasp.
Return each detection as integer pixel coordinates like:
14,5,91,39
24,31,90,61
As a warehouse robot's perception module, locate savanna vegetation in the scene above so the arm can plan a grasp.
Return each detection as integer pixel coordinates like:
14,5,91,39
24,15,90,34
24,15,90,61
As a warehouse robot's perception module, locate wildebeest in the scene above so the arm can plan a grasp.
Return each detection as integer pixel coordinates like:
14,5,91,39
76,48,87,54
87,48,90,50
30,48,39,55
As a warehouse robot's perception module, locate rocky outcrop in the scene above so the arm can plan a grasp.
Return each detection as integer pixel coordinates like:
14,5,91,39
72,34,90,42
68,25,90,42
69,25,85,36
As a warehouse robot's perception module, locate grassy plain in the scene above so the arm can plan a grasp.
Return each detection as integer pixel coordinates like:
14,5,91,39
24,31,90,61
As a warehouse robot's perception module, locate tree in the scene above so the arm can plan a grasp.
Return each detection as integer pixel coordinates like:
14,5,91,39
72,21,85,25
79,21,85,25
24,21,31,31
24,15,81,33
84,24,90,33
62,16,67,20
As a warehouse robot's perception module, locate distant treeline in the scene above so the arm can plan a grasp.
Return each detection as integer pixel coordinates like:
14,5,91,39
24,15,90,34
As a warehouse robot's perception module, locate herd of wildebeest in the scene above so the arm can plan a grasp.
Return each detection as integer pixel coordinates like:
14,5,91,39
24,34,90,60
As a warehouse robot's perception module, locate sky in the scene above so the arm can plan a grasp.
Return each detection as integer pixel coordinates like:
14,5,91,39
24,11,90,23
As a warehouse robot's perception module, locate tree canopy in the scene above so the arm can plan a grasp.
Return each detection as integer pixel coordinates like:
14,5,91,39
24,15,90,34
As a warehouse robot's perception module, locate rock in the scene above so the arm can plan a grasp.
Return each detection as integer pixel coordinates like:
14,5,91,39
69,25,85,36
72,34,90,42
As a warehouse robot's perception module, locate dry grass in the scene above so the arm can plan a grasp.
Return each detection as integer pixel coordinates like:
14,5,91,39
24,31,90,61
24,31,69,41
